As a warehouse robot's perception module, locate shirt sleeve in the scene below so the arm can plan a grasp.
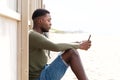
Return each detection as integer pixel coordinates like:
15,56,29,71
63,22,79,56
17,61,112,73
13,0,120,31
29,31,80,52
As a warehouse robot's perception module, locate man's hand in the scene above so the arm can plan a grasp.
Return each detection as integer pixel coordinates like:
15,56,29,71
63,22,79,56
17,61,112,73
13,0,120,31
79,40,91,50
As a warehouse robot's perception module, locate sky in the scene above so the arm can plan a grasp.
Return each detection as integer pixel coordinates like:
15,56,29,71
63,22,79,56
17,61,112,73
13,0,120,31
44,0,120,35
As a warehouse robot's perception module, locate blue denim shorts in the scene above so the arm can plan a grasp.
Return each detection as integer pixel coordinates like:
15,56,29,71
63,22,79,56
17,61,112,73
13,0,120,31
37,54,69,80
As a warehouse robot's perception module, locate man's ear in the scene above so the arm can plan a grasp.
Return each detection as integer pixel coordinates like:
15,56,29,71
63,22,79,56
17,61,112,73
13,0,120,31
38,18,42,23
38,17,44,23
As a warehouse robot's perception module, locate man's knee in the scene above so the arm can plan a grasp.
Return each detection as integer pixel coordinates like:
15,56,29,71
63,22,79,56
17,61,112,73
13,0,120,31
62,49,79,63
64,48,79,56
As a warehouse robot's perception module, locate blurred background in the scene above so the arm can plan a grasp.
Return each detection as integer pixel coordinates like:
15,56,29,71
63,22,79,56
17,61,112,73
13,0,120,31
44,0,120,36
44,0,120,80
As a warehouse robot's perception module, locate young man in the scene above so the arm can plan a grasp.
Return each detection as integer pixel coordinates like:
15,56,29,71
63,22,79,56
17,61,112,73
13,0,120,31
29,8,91,80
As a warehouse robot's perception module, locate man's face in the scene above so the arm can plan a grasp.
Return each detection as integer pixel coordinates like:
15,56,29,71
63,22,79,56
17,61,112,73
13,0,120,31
40,14,51,32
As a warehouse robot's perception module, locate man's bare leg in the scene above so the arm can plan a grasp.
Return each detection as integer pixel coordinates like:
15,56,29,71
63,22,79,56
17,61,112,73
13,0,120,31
62,49,88,80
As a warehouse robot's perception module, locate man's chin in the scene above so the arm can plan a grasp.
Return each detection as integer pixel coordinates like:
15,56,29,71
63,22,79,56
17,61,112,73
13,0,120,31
42,29,49,32
46,28,51,32
45,30,49,32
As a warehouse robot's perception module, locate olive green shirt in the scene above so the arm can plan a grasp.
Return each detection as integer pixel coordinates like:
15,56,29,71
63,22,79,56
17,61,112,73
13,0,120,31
29,30,80,80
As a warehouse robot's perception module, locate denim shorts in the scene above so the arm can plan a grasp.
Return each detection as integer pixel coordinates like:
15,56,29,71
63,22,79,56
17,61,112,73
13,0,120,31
37,54,69,80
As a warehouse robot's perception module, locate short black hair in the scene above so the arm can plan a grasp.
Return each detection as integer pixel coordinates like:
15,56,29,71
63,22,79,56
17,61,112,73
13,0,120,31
32,8,50,20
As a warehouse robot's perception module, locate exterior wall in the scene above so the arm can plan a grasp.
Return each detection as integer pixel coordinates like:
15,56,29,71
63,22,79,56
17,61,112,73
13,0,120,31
0,0,43,80
0,0,19,80
0,16,17,80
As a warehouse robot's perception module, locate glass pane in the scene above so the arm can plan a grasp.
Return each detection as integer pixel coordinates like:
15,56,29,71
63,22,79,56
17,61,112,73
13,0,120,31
7,0,17,11
0,0,17,11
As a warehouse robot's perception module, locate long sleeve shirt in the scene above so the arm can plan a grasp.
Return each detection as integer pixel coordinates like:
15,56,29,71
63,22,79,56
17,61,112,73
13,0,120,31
29,30,80,80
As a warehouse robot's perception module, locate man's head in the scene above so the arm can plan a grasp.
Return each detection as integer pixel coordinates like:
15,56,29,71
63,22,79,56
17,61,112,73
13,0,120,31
32,9,51,33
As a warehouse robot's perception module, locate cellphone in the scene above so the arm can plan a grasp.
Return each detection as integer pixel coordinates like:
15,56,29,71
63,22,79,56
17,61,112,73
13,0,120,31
88,35,91,41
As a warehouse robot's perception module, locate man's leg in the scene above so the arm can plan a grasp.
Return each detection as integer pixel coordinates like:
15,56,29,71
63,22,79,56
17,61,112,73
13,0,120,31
62,49,88,80
39,54,69,80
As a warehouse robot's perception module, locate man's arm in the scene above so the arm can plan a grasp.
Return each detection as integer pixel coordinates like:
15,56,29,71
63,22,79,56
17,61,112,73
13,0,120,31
29,31,80,52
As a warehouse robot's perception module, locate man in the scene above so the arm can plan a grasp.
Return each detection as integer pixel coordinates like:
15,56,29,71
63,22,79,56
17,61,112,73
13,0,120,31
29,8,91,80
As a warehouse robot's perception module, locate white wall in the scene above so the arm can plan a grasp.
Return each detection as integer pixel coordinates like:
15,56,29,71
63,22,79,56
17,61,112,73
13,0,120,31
0,16,17,80
0,0,18,80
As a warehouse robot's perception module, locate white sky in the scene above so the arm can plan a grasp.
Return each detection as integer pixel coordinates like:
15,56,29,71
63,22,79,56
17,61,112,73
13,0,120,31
44,0,120,35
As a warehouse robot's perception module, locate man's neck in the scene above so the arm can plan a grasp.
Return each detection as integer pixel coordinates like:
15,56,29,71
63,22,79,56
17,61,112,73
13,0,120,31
33,27,43,34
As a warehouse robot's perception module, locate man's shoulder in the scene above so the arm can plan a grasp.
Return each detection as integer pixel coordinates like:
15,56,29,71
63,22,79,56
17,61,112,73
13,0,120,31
29,30,36,34
29,30,46,40
29,30,34,34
